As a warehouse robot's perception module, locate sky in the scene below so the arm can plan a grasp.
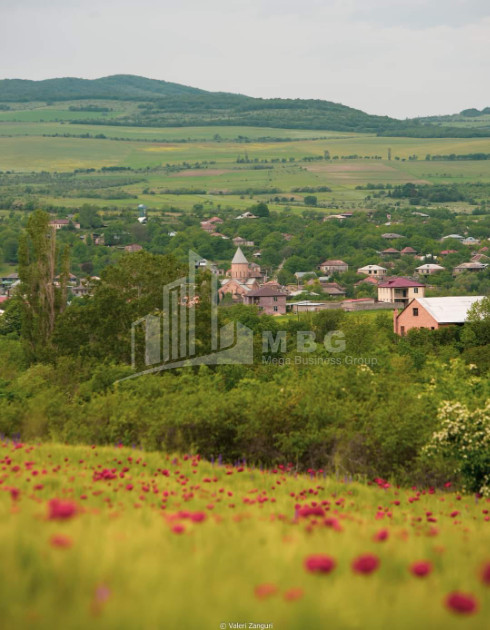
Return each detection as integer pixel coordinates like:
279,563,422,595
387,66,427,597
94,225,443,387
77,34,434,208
0,0,489,119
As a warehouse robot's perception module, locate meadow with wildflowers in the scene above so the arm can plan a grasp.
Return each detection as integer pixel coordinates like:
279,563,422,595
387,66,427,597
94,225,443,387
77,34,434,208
1,441,489,630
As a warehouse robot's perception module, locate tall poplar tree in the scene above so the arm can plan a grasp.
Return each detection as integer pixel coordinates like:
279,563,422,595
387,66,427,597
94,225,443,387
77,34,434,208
18,210,69,360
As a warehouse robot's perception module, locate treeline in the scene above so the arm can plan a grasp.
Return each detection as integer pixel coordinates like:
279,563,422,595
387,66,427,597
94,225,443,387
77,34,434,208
426,153,490,161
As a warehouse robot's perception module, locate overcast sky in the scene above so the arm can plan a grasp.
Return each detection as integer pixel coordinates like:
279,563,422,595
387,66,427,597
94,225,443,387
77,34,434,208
1,0,489,118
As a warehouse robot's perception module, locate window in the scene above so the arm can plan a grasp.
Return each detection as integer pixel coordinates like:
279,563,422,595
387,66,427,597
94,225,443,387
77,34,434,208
273,297,278,302
413,308,419,316
273,306,278,312
401,326,405,336
414,288,419,294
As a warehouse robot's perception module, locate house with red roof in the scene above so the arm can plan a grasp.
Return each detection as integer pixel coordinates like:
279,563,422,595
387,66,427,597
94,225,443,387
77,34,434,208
377,277,426,307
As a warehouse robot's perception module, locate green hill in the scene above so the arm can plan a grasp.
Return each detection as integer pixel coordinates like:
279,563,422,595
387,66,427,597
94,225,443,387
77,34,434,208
0,74,488,137
0,74,205,102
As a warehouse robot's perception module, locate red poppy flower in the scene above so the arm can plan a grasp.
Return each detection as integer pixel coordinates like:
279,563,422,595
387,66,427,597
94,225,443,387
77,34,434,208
284,587,304,602
304,554,336,574
254,583,278,599
410,561,432,577
47,498,77,520
352,554,380,575
373,528,389,542
480,562,490,585
171,524,185,534
50,534,73,548
445,592,478,614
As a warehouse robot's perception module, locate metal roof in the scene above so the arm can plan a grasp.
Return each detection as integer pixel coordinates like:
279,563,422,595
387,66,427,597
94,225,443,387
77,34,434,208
416,296,486,323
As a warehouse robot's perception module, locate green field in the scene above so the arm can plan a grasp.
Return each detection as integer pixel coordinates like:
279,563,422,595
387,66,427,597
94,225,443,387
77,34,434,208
1,441,489,630
2,116,490,213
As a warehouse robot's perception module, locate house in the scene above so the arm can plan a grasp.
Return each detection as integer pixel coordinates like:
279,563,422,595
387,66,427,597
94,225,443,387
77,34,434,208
211,232,229,239
318,281,346,297
471,254,490,264
381,232,404,239
195,258,220,275
323,214,348,221
207,216,223,225
49,218,80,230
71,284,91,298
393,296,485,336
440,249,457,256
355,276,380,287
442,234,464,241
377,277,426,307
453,261,487,274
416,263,445,276
200,221,215,233
357,265,387,277
462,237,480,246
125,244,143,253
233,237,255,247
381,248,400,257
243,286,287,315
294,271,317,283
401,247,417,255
318,260,349,274
235,212,258,219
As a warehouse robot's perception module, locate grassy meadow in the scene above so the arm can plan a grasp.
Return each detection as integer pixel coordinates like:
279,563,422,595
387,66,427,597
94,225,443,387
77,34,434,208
2,109,490,214
1,441,488,630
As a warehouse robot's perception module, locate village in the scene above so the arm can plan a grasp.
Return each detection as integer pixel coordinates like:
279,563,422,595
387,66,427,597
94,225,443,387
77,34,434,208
1,207,489,337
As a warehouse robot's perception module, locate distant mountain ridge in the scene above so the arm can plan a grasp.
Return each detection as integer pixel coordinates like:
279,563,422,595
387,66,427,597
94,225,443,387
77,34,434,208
0,74,206,101
0,74,488,137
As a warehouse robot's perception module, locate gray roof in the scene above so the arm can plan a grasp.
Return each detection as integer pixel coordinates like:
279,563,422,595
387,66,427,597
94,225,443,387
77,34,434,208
416,264,445,270
358,265,387,272
231,247,248,264
415,296,485,323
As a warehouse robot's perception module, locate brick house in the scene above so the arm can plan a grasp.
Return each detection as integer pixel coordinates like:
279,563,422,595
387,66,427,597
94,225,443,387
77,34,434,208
393,296,485,336
125,244,143,253
377,277,426,307
317,260,349,274
453,262,487,274
49,218,80,230
416,263,445,276
357,265,387,277
233,236,255,247
243,286,288,315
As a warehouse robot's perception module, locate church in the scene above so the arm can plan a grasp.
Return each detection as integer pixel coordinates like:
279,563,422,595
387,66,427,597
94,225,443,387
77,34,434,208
218,247,266,300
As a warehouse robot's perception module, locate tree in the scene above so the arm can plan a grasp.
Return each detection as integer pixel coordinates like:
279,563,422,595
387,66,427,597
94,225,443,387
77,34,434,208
251,202,270,217
18,210,70,361
304,195,318,207
78,205,102,229
462,297,490,347
54,251,186,363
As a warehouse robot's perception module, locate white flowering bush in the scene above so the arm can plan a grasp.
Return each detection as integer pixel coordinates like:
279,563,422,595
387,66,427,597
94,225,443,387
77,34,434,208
422,401,490,496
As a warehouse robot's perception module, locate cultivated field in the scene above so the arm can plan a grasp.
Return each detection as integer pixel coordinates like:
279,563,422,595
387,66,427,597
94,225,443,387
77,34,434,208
1,442,489,630
2,112,490,213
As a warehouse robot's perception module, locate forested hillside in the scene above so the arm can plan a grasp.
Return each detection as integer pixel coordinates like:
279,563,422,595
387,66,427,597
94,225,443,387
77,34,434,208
1,75,489,137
